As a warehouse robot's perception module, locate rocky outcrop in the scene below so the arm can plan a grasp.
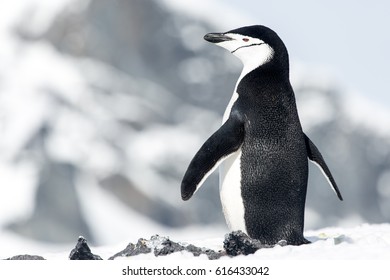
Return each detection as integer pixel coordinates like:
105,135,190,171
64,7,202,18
5,232,282,260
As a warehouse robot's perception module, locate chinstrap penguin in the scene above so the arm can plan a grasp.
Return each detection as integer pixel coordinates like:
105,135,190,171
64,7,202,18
181,25,343,245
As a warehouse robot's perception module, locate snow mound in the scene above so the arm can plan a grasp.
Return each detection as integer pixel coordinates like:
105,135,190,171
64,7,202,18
3,224,389,260
108,223,390,260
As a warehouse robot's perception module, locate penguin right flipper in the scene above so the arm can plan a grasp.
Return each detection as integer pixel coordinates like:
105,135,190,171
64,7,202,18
181,111,245,201
304,134,343,201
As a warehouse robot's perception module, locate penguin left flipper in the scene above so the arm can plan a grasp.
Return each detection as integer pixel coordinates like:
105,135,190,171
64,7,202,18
304,134,343,201
181,111,245,201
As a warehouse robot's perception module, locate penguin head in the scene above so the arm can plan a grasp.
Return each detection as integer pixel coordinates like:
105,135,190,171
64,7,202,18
204,25,288,73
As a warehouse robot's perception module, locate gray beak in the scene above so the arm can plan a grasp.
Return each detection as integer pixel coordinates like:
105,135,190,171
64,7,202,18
204,33,233,43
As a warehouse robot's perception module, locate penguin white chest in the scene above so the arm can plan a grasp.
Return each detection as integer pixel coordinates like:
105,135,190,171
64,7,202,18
219,150,247,232
219,91,247,233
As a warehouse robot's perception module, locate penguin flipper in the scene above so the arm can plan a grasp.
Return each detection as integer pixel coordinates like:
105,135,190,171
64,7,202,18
304,134,343,201
181,112,245,201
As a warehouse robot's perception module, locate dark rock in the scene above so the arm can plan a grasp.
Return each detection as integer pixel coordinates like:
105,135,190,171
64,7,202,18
152,235,224,259
5,255,45,260
109,234,224,260
108,243,136,260
185,244,224,260
6,233,291,260
184,244,202,256
152,235,186,256
223,231,272,256
69,237,103,260
108,238,152,260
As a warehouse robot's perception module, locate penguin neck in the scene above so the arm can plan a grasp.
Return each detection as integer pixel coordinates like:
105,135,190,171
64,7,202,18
236,62,294,108
239,60,268,83
235,60,290,93
225,59,291,123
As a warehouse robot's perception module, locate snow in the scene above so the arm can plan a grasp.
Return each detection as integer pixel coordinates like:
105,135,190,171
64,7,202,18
102,223,390,260
1,223,389,260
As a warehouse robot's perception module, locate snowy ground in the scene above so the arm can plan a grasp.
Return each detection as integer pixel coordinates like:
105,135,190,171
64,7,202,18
1,223,389,260
99,223,390,260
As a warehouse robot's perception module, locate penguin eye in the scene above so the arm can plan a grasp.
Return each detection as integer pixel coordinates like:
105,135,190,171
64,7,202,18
242,38,249,42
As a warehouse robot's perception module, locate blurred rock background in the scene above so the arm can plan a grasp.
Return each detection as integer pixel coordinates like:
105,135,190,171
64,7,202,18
0,0,389,246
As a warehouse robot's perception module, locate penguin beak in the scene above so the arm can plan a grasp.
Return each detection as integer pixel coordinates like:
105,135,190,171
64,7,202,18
204,33,233,44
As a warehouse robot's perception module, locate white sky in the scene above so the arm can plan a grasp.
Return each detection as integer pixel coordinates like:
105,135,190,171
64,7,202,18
223,0,390,105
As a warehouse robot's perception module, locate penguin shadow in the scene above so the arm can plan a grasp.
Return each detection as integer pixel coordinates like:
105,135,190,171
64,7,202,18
306,234,353,245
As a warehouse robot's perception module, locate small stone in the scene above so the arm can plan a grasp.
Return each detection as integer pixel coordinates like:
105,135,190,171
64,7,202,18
135,238,153,255
108,243,135,260
109,238,152,259
333,234,346,245
109,234,225,260
69,236,103,260
5,254,45,260
277,239,288,246
152,235,186,256
185,244,224,260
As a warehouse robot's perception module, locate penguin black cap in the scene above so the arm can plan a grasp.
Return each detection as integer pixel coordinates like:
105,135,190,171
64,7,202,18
204,25,289,73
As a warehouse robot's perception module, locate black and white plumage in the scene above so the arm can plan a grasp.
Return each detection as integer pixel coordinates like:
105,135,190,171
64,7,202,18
181,25,342,245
